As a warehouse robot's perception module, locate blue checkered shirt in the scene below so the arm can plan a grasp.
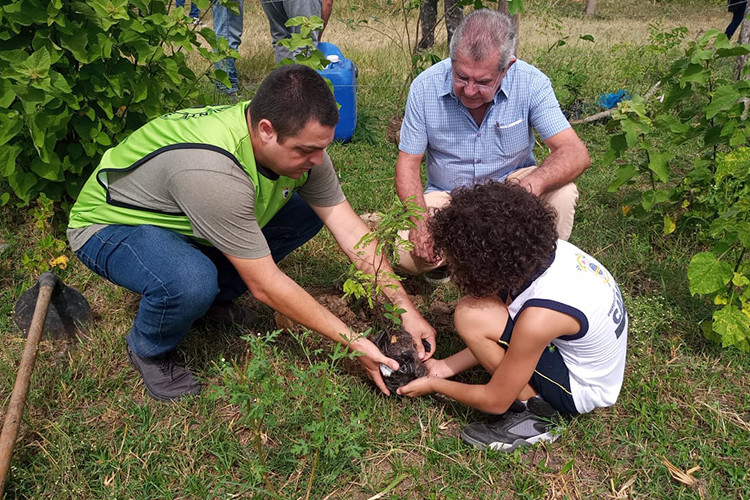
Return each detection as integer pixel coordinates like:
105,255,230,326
399,58,571,193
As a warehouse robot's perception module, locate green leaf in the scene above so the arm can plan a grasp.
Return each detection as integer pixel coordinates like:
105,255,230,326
8,168,38,203
733,273,750,288
579,34,595,42
19,47,51,83
0,78,17,108
735,221,750,248
641,189,670,211
607,164,637,192
27,111,50,152
680,63,708,85
716,46,750,57
31,154,64,182
706,85,740,119
0,144,21,176
0,111,24,146
59,30,90,63
646,149,672,182
712,305,750,352
729,129,746,147
688,252,733,295
621,119,646,148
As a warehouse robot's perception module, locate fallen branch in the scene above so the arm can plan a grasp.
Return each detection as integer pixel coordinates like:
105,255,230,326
569,108,614,125
570,81,661,125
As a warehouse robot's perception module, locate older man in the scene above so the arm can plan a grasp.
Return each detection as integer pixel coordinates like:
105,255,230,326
395,9,590,274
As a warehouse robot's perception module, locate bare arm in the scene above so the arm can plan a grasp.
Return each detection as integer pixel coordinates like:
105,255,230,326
519,128,590,197
314,199,437,359
227,253,400,395
424,348,479,378
398,308,580,414
394,150,439,265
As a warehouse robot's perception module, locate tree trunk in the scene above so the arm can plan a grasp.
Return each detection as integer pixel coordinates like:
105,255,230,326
584,0,597,16
736,17,750,81
497,0,520,55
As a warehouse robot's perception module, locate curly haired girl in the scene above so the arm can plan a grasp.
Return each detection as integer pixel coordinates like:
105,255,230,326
397,181,628,452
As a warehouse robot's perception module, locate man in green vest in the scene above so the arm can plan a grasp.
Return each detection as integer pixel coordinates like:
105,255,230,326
68,64,436,402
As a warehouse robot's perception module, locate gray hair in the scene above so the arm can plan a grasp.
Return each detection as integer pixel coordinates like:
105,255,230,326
449,9,517,72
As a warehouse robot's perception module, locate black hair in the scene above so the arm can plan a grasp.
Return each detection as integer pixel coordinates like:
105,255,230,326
249,64,339,142
430,181,558,297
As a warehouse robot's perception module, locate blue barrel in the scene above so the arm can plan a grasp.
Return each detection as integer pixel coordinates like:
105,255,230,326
317,42,357,143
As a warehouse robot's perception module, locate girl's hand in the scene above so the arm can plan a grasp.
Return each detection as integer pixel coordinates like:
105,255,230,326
396,376,435,397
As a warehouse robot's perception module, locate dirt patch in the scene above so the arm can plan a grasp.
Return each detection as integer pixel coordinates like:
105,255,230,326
273,286,455,340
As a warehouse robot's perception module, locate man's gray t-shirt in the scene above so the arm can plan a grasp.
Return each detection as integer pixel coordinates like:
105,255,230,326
67,148,345,259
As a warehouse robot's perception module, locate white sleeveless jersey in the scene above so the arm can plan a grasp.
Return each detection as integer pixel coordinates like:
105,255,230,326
508,240,628,414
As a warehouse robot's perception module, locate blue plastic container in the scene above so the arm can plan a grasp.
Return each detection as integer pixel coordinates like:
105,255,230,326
317,42,357,143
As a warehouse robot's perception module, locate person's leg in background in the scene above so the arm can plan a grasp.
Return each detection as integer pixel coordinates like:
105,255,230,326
262,0,323,63
213,0,244,93
176,0,201,20
726,0,748,40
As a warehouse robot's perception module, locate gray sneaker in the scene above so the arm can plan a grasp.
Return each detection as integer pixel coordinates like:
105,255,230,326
461,398,560,452
127,346,200,402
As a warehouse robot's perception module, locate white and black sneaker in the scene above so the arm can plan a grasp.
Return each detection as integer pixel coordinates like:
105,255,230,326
461,398,561,452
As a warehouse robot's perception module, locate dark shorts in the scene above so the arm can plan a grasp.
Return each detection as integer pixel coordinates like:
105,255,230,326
498,319,579,415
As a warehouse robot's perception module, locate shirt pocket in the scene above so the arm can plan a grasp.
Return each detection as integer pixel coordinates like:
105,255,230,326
493,118,530,161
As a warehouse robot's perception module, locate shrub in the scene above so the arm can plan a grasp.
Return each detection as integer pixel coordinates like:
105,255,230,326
605,30,750,351
0,0,237,206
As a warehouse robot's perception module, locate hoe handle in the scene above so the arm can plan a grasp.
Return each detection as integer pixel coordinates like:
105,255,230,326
0,274,57,496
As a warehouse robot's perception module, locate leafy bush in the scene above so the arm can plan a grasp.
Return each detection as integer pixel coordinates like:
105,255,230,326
0,0,236,206
605,30,750,351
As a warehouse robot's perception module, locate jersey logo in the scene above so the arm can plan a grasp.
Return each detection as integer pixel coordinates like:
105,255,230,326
160,106,231,120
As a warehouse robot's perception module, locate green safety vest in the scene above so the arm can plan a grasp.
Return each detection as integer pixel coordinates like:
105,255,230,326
68,102,308,241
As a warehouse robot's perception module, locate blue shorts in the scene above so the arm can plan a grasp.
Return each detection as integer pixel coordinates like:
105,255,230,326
498,319,579,415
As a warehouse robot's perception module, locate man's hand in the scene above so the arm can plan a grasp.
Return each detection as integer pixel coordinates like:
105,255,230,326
402,310,436,361
350,337,400,396
409,220,440,265
396,375,436,398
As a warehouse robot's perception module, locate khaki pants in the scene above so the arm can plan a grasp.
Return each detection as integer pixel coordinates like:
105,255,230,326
397,166,579,274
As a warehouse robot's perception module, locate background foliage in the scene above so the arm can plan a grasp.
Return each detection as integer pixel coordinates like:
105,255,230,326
605,30,750,350
0,0,234,205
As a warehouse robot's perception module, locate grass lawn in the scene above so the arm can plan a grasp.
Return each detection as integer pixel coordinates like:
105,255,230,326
1,0,749,498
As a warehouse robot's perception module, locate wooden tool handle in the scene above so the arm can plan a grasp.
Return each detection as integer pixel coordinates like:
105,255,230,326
0,279,56,496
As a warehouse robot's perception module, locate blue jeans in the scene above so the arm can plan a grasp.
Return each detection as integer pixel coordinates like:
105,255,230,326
74,194,323,358
176,0,200,19
213,0,244,92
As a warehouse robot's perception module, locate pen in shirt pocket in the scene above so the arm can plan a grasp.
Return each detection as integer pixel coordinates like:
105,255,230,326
496,119,523,129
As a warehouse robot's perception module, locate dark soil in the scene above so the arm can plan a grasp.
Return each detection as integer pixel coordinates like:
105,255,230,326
274,286,456,393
